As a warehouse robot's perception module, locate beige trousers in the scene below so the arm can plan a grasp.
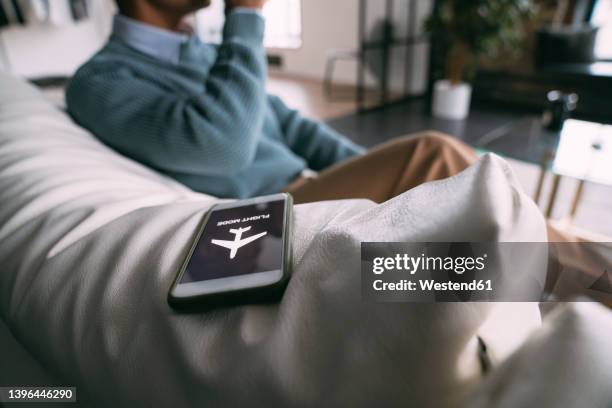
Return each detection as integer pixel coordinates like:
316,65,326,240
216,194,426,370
285,131,478,204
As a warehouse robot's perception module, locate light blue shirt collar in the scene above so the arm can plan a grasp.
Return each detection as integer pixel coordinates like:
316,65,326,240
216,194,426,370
112,14,190,65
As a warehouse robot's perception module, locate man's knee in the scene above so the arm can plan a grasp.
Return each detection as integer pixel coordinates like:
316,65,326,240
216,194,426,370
421,131,465,148
395,131,466,152
397,131,478,169
395,131,450,144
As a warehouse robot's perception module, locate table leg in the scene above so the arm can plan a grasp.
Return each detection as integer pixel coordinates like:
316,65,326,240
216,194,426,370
534,149,554,206
545,174,562,218
569,179,586,220
533,167,547,205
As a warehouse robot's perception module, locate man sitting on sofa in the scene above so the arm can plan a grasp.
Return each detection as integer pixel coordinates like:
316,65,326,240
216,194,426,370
66,0,477,204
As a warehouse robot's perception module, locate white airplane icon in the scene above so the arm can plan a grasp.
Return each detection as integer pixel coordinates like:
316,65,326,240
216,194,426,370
211,226,267,259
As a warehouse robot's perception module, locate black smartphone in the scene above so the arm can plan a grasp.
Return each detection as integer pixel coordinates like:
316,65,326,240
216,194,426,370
168,193,293,311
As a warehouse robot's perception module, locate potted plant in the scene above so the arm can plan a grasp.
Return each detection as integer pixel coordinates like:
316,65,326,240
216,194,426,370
427,0,535,120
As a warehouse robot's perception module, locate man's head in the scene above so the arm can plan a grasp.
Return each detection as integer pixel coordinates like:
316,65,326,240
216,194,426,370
116,0,211,19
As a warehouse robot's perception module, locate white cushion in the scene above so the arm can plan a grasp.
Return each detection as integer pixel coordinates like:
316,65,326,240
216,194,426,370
0,72,546,407
468,302,612,408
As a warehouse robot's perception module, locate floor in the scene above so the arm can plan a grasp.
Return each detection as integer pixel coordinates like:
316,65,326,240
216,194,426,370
267,74,612,239
267,73,359,120
267,72,386,120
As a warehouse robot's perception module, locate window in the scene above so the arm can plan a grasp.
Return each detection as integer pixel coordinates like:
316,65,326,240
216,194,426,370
591,0,612,59
262,0,301,48
195,0,302,49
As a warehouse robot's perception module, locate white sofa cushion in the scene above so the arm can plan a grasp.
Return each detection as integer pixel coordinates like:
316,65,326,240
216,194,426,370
468,302,612,408
0,72,546,407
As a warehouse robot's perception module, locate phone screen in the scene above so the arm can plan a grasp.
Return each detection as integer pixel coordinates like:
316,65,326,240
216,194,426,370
180,199,286,283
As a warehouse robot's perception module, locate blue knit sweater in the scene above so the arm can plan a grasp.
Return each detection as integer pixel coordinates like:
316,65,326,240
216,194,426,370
66,12,363,198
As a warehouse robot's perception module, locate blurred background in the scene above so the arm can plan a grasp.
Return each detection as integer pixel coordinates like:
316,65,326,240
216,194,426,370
0,0,610,238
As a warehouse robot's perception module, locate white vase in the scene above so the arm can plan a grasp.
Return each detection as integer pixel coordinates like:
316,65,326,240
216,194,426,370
432,79,472,120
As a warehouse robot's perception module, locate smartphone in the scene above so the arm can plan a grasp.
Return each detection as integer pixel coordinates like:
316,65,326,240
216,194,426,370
168,193,293,311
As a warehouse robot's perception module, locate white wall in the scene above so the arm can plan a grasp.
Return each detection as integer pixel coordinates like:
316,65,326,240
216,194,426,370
0,0,114,78
270,0,359,82
0,0,431,94
195,0,433,94
268,0,432,95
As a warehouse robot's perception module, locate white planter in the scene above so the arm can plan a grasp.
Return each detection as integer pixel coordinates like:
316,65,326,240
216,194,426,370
432,80,472,120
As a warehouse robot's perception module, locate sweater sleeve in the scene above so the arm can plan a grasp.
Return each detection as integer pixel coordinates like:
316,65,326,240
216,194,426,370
268,95,365,171
66,12,267,177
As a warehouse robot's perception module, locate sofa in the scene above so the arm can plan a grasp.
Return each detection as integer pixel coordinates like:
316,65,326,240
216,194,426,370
1,72,611,407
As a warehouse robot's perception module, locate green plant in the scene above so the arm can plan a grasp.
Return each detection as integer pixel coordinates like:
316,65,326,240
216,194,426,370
426,0,536,84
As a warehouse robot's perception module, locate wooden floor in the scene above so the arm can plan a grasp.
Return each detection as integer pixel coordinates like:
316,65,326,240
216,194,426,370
267,72,384,120
267,73,359,120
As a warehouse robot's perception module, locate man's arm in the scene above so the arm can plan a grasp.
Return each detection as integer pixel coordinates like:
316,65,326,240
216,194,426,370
66,11,267,176
269,95,365,171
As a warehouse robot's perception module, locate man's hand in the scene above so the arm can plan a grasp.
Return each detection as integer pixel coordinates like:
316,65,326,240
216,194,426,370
225,0,267,11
